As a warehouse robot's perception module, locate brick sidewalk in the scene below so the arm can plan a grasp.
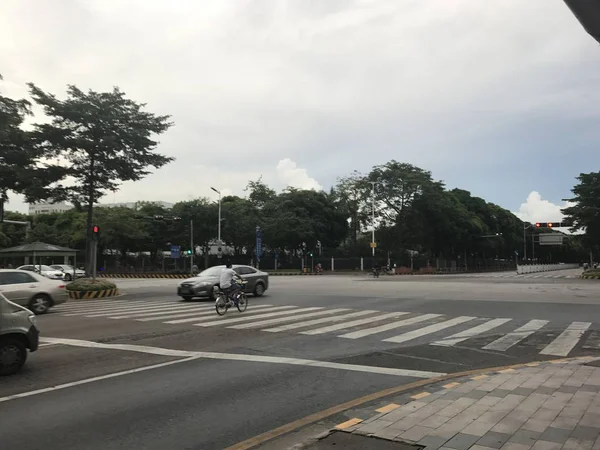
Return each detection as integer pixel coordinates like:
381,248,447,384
325,357,600,450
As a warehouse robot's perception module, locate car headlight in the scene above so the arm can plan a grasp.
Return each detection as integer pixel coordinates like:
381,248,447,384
194,281,210,287
28,314,37,327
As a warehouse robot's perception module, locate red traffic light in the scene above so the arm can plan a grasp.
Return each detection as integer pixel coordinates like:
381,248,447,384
548,222,553,228
92,225,99,234
535,222,541,227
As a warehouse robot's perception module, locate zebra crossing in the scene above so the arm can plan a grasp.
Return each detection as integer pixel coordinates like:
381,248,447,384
50,299,600,358
454,272,578,279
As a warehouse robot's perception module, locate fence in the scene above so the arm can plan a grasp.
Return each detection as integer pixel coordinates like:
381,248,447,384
516,263,579,274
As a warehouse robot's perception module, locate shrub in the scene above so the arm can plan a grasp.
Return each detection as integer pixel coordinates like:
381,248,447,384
66,278,117,292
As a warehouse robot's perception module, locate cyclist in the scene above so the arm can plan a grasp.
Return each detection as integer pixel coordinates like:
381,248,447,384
220,261,241,303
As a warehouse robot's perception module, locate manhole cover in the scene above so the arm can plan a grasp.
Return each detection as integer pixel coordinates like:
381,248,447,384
304,431,422,449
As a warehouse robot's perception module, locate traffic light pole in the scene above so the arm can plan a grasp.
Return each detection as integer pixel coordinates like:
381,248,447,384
190,219,194,275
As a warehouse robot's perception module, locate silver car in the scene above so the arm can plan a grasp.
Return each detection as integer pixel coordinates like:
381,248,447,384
0,269,68,314
177,265,269,301
50,264,86,281
17,264,65,280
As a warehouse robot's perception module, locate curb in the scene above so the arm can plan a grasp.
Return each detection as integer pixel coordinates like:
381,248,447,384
67,288,120,299
225,356,598,450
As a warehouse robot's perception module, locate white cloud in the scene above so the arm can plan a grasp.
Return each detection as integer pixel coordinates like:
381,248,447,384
513,191,573,226
276,158,323,191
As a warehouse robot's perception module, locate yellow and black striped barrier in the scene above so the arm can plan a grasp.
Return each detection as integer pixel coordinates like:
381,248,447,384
98,273,189,279
68,288,120,300
581,273,600,279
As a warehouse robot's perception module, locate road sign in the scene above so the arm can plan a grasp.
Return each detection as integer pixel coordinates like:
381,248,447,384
370,242,377,248
170,245,181,259
539,234,564,246
256,226,262,260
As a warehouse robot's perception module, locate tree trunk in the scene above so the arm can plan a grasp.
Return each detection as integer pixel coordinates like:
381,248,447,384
85,157,95,277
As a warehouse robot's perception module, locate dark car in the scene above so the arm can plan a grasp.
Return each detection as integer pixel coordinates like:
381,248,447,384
177,264,269,301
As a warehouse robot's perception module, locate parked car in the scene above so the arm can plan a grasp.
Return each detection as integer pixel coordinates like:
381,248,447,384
50,264,86,281
17,264,64,280
177,265,269,301
0,269,68,314
0,292,39,375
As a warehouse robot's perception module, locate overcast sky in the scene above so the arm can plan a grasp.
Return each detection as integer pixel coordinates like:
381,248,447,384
1,0,599,223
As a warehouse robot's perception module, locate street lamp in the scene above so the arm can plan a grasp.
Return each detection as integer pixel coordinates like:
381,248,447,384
370,181,380,268
210,187,222,244
523,223,534,261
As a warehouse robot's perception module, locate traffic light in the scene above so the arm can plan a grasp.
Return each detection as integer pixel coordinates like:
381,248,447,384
309,252,313,257
154,215,164,221
92,225,100,239
535,222,561,228
173,216,181,222
186,249,192,255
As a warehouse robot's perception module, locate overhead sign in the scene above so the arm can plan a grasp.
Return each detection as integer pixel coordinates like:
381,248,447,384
170,245,181,259
539,234,564,246
256,226,262,260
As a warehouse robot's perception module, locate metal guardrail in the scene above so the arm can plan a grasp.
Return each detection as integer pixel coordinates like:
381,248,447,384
516,263,579,275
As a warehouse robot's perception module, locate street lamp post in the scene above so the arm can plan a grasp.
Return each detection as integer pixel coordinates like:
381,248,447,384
523,223,533,261
210,187,222,245
370,181,379,269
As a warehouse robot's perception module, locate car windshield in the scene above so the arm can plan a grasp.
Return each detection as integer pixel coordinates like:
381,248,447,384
57,265,73,271
38,265,55,271
199,266,223,277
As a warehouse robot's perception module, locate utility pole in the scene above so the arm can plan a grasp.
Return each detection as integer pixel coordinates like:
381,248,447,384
370,181,379,269
211,187,222,245
190,219,194,275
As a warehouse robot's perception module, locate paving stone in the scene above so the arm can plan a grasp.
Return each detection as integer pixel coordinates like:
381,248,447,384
443,432,480,449
476,431,512,449
470,446,498,450
570,425,600,441
492,418,528,435
465,390,489,400
538,426,571,444
533,387,556,396
579,413,600,428
508,429,541,446
499,443,531,450
556,386,579,394
489,389,513,399
562,437,594,450
356,419,395,434
478,396,504,407
581,385,600,393
437,398,477,418
417,434,449,450
399,425,435,442
521,418,551,433
512,387,536,397
373,427,401,441
419,413,451,429
518,394,551,413
549,416,578,430
529,441,562,450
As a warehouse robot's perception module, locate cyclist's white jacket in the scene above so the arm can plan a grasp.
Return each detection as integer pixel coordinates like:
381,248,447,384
220,268,237,289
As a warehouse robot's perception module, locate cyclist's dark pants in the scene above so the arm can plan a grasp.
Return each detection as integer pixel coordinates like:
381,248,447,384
224,284,240,301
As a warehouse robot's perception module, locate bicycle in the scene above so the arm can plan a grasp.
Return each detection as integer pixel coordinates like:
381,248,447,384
215,280,248,316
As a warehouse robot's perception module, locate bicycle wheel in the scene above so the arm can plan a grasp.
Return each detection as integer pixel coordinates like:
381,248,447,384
215,294,229,316
236,293,248,312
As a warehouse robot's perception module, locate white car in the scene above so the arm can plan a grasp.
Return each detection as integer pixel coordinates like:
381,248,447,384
17,265,65,280
50,264,86,281
0,269,68,314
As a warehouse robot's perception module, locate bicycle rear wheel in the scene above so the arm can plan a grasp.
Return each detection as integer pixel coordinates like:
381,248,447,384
215,295,229,316
236,293,248,312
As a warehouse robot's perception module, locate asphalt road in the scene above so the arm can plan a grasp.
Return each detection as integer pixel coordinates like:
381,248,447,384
1,268,599,450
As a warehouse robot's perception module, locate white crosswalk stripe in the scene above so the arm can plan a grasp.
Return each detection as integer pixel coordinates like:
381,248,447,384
339,314,443,340
540,322,592,357
165,306,297,324
299,312,410,336
263,310,379,333
195,307,324,327
382,316,477,344
482,319,549,352
431,318,512,347
229,308,351,330
50,300,599,358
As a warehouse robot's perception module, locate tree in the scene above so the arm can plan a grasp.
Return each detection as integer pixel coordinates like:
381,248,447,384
245,177,276,209
28,83,174,275
0,75,66,210
220,196,260,254
171,199,218,268
562,172,600,252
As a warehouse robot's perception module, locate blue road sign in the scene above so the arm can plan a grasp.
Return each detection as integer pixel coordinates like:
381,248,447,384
256,227,262,260
170,245,181,259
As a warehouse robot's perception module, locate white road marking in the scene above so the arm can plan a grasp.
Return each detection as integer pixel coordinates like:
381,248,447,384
196,307,324,327
62,302,175,316
263,310,379,333
0,356,203,404
20,337,444,389
339,314,443,340
57,300,134,311
109,305,215,319
229,308,351,330
431,318,512,347
300,312,410,336
84,304,203,318
540,322,592,357
137,304,274,322
167,306,299,324
482,319,549,352
383,316,477,344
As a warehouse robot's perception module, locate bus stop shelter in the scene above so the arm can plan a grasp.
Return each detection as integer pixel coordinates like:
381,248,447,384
0,242,78,268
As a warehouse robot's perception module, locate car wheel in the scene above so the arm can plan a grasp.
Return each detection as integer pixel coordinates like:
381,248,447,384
29,294,51,315
0,338,27,376
181,295,193,301
254,282,265,297
64,274,72,281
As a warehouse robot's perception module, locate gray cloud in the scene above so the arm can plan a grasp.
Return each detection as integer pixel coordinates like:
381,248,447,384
1,0,599,213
